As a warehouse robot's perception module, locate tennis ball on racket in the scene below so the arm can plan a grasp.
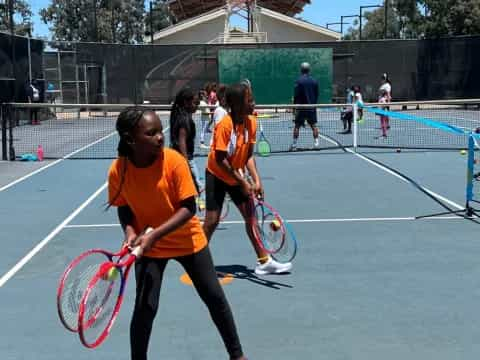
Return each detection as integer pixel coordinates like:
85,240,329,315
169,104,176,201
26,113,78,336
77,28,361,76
270,219,281,231
102,266,119,281
460,149,467,155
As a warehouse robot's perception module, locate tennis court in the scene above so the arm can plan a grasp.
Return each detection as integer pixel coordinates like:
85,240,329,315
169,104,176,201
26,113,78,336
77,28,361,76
2,105,480,359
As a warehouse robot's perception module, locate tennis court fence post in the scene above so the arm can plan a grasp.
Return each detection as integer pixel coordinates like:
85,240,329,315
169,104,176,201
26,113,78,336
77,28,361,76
7,105,15,161
1,105,6,160
353,103,358,151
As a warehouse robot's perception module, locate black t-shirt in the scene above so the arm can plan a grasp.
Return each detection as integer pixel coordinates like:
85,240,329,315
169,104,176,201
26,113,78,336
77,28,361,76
170,109,196,160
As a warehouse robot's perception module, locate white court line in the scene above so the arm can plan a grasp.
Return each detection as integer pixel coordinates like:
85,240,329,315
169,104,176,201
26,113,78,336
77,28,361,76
64,215,465,229
0,126,170,287
0,131,117,193
0,182,107,288
317,134,465,210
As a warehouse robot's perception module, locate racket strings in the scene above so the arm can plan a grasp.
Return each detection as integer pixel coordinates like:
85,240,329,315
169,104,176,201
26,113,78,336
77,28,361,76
80,270,122,344
59,253,108,330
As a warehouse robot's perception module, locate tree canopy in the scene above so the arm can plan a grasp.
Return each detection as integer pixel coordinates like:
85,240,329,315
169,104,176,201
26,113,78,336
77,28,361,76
344,0,480,40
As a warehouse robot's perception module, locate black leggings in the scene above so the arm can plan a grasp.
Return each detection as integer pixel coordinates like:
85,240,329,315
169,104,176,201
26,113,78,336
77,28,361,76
130,245,243,360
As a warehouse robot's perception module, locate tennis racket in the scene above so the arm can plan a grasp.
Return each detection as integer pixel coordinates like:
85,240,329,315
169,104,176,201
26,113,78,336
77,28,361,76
256,116,271,157
77,228,152,348
271,217,298,263
253,199,286,254
57,246,131,332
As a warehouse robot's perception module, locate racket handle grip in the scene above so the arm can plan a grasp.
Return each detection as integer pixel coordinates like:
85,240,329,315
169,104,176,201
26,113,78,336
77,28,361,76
131,246,142,257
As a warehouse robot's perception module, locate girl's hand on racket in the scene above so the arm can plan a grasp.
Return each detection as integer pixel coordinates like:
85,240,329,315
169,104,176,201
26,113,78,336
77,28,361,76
123,229,138,248
240,179,253,197
136,231,156,255
253,181,264,200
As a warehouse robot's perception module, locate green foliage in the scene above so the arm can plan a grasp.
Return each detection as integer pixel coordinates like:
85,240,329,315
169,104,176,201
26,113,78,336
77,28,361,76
40,0,146,43
0,1,32,36
145,0,173,37
419,0,480,37
345,0,480,40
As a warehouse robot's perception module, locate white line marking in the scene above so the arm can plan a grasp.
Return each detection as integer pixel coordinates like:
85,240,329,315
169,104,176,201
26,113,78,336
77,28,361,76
0,125,171,287
0,182,107,288
63,215,465,229
318,135,465,210
0,132,116,193
0,125,170,193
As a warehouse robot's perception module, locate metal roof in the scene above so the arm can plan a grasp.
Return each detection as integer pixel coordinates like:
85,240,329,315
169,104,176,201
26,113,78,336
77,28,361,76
167,0,310,22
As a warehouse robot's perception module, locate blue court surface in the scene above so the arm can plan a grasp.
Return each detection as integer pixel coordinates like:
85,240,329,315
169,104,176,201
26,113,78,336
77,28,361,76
1,148,480,360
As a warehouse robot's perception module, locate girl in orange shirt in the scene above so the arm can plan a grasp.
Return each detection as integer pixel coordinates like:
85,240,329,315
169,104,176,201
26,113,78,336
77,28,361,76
203,83,292,275
107,108,247,360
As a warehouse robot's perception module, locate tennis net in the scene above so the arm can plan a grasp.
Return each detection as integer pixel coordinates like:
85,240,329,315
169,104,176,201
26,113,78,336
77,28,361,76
1,100,479,160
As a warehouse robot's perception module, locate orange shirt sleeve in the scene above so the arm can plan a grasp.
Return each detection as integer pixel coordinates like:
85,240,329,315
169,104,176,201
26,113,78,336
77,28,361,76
108,160,127,207
171,157,198,204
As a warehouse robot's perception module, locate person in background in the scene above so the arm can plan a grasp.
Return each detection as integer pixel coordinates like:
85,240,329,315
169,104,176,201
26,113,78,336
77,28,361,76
107,107,247,360
353,85,364,123
340,86,354,134
379,73,392,129
169,87,203,192
377,89,389,138
198,90,211,149
26,79,42,125
291,62,320,151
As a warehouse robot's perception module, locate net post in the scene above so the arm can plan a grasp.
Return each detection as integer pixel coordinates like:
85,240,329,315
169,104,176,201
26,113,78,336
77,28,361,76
1,105,6,160
353,103,358,150
7,105,15,161
466,133,475,215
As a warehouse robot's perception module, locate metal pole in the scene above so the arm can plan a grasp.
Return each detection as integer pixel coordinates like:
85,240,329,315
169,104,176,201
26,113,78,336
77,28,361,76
150,1,154,44
359,8,362,40
384,0,388,39
340,16,344,38
27,36,32,83
8,0,15,102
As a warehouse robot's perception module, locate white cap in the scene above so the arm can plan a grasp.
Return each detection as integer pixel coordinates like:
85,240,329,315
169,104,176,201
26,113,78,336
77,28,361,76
301,62,311,71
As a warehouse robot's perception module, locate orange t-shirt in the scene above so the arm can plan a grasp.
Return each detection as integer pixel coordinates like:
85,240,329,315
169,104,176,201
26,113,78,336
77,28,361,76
108,148,207,258
207,114,256,185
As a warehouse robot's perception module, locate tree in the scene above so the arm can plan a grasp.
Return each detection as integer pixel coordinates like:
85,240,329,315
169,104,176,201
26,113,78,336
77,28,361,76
419,0,480,37
0,1,32,36
145,0,173,38
40,0,145,43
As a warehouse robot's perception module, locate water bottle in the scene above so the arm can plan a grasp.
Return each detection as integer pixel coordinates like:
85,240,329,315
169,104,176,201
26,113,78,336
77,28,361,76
37,145,44,161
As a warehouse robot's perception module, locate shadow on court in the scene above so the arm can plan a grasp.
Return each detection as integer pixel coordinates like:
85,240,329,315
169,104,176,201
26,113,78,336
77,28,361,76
215,264,293,290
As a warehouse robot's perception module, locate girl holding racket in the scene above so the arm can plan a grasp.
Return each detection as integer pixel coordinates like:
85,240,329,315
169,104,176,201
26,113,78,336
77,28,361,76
108,108,247,360
203,83,292,275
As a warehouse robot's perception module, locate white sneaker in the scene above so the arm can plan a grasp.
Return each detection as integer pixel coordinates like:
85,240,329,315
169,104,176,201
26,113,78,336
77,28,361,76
289,143,297,151
254,257,292,275
199,143,209,149
313,139,320,148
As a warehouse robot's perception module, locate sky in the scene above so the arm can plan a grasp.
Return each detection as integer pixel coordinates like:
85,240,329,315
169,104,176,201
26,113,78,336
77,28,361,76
27,0,371,39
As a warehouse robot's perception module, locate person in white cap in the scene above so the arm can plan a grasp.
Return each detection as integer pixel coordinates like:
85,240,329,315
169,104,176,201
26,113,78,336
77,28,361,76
291,62,320,151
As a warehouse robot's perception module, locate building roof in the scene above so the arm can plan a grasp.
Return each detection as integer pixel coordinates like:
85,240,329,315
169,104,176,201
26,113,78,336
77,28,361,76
152,7,227,42
258,7,341,40
167,0,310,22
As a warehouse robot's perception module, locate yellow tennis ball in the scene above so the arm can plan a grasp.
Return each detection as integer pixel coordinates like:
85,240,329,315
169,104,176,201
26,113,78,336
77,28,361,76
104,267,119,281
270,219,281,231
460,149,467,155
